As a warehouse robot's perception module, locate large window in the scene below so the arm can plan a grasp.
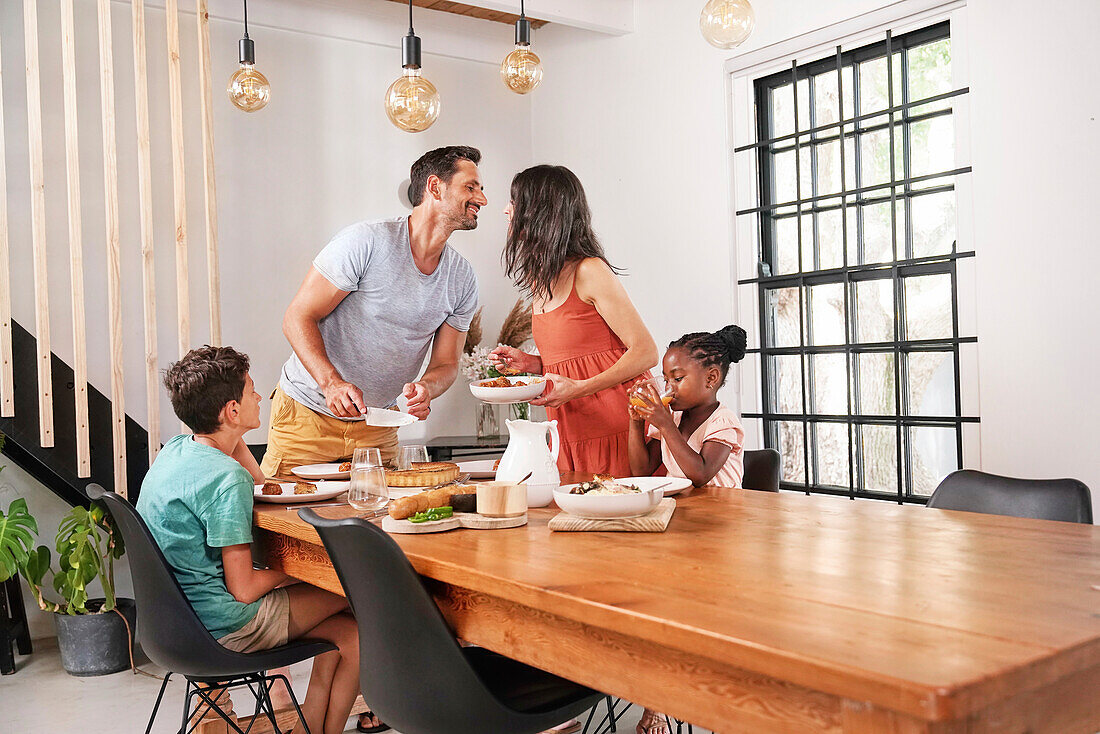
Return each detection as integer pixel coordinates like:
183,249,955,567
736,22,977,502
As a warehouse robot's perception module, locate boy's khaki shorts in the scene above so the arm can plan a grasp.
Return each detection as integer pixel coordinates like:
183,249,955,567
259,387,399,478
217,588,290,653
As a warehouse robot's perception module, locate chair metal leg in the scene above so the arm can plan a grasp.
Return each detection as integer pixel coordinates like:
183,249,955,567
254,675,283,734
144,672,173,734
270,673,313,734
180,680,193,734
191,682,249,734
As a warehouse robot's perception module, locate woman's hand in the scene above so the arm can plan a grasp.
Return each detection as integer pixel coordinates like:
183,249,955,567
633,383,675,432
489,345,540,375
530,373,586,408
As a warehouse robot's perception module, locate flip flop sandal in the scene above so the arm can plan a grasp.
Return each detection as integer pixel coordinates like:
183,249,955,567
356,711,391,733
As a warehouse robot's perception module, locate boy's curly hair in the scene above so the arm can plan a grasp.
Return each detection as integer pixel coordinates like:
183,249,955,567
163,346,250,434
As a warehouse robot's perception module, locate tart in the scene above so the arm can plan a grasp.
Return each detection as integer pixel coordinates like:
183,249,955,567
385,461,460,488
294,481,318,495
338,461,352,472
261,481,283,496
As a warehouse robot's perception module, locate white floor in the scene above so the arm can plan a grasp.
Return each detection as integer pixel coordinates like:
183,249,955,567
0,638,673,734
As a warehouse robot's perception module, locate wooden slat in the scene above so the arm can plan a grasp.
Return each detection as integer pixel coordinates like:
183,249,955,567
97,0,127,496
0,29,13,418
23,0,53,447
385,0,549,28
131,0,160,463
196,0,221,346
166,0,189,359
60,0,90,477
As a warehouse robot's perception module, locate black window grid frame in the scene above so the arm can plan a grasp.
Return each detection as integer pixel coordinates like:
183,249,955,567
738,21,978,503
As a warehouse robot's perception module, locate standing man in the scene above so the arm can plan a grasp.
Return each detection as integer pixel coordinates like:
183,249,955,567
261,146,485,478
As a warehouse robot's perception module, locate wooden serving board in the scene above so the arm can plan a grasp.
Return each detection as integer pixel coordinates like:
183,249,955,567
382,512,527,534
548,497,676,532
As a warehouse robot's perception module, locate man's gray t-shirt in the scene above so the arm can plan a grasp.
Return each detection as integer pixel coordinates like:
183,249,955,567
280,217,479,418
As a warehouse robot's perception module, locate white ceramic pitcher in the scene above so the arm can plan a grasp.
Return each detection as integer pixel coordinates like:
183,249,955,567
495,419,560,508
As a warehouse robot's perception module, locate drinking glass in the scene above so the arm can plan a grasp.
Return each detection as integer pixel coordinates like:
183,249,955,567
397,444,429,471
629,378,672,409
349,447,388,513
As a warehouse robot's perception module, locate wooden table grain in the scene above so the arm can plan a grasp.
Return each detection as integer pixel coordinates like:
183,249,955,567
253,478,1100,733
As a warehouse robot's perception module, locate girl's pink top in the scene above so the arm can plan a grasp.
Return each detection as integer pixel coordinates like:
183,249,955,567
647,404,745,488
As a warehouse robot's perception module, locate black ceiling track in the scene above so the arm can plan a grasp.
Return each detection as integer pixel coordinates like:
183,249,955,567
0,319,151,507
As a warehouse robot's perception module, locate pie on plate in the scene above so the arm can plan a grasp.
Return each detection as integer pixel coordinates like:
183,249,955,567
386,461,460,488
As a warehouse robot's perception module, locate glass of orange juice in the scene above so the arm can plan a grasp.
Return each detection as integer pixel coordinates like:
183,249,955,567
629,379,672,409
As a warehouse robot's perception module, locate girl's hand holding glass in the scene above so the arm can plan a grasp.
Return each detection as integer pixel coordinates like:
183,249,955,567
630,381,675,429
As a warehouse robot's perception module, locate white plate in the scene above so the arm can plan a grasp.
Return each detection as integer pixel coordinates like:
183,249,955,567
254,481,349,504
457,459,497,479
469,377,546,405
291,463,350,481
359,408,419,428
654,477,693,496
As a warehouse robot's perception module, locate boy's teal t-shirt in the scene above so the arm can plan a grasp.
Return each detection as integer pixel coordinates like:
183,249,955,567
136,435,260,639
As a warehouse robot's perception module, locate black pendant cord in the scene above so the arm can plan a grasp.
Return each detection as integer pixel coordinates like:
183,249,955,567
520,0,526,20
243,0,249,39
408,0,414,34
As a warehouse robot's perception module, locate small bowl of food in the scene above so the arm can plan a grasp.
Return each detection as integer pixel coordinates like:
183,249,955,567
552,475,663,519
469,375,547,404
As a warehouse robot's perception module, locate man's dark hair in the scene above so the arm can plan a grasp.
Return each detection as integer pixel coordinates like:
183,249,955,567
163,345,250,434
410,146,482,206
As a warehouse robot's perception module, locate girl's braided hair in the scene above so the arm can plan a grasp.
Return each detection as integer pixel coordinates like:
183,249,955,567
668,325,747,387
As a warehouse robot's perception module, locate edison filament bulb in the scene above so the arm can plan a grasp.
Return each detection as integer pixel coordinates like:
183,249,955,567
385,67,441,133
227,63,270,112
699,0,755,50
501,44,543,94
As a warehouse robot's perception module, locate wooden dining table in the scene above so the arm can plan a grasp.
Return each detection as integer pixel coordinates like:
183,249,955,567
250,476,1100,733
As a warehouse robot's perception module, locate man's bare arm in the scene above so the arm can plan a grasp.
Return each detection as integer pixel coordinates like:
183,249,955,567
282,267,364,417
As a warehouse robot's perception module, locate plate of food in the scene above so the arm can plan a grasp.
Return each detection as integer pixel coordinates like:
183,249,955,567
456,459,498,479
553,475,666,519
254,480,349,504
386,461,461,489
469,375,546,404
291,462,351,481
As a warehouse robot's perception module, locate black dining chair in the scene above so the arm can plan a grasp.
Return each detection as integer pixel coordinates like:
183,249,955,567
742,449,781,492
299,508,604,734
88,484,336,734
926,470,1092,524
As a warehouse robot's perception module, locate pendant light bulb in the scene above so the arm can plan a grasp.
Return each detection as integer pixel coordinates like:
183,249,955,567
386,1,441,132
699,0,755,50
227,0,270,112
501,2,542,94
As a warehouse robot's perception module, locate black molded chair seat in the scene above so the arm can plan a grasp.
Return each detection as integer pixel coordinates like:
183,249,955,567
926,469,1092,524
743,448,781,492
301,509,604,734
89,484,336,733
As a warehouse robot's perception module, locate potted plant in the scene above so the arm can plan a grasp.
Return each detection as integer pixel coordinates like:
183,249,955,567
0,497,135,676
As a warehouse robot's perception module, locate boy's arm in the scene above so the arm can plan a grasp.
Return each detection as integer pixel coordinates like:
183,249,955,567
222,544,289,604
231,439,265,483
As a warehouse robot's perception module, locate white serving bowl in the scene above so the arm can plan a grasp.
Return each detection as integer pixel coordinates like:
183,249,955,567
469,377,547,405
552,485,663,519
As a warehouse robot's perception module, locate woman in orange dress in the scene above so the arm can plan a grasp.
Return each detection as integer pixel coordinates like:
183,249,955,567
490,165,657,477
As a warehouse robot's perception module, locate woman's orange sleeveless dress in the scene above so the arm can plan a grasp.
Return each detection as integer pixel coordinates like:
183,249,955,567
532,282,648,477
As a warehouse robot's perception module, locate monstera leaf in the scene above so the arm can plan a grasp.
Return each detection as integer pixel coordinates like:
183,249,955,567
0,498,39,583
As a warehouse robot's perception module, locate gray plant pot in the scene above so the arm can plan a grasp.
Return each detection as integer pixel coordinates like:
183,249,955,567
53,597,136,677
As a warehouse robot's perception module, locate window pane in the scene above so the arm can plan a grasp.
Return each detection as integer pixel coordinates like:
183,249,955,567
814,70,840,128
907,38,952,114
859,123,893,187
798,145,814,198
799,213,814,271
853,279,894,343
773,214,800,275
772,148,797,203
904,274,952,340
817,205,844,270
858,57,888,115
860,200,897,264
907,351,955,416
771,83,795,138
814,422,851,488
809,283,845,345
768,355,804,415
841,64,855,120
797,78,811,132
766,287,802,347
811,354,848,414
911,190,956,257
909,115,955,178
857,352,896,414
908,426,958,496
776,421,807,485
860,424,898,493
815,140,842,196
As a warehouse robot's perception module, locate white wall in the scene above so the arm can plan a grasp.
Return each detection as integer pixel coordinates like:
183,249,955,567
0,0,533,451
533,0,1100,516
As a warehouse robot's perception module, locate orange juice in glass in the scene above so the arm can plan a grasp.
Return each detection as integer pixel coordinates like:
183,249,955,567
629,380,672,409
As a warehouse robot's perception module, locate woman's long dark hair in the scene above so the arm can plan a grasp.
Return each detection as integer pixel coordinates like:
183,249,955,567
503,165,620,301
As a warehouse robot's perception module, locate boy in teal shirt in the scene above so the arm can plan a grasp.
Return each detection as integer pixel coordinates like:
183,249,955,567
138,346,369,734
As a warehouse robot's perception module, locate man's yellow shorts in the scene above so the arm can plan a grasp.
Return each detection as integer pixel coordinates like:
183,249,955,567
259,387,399,479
